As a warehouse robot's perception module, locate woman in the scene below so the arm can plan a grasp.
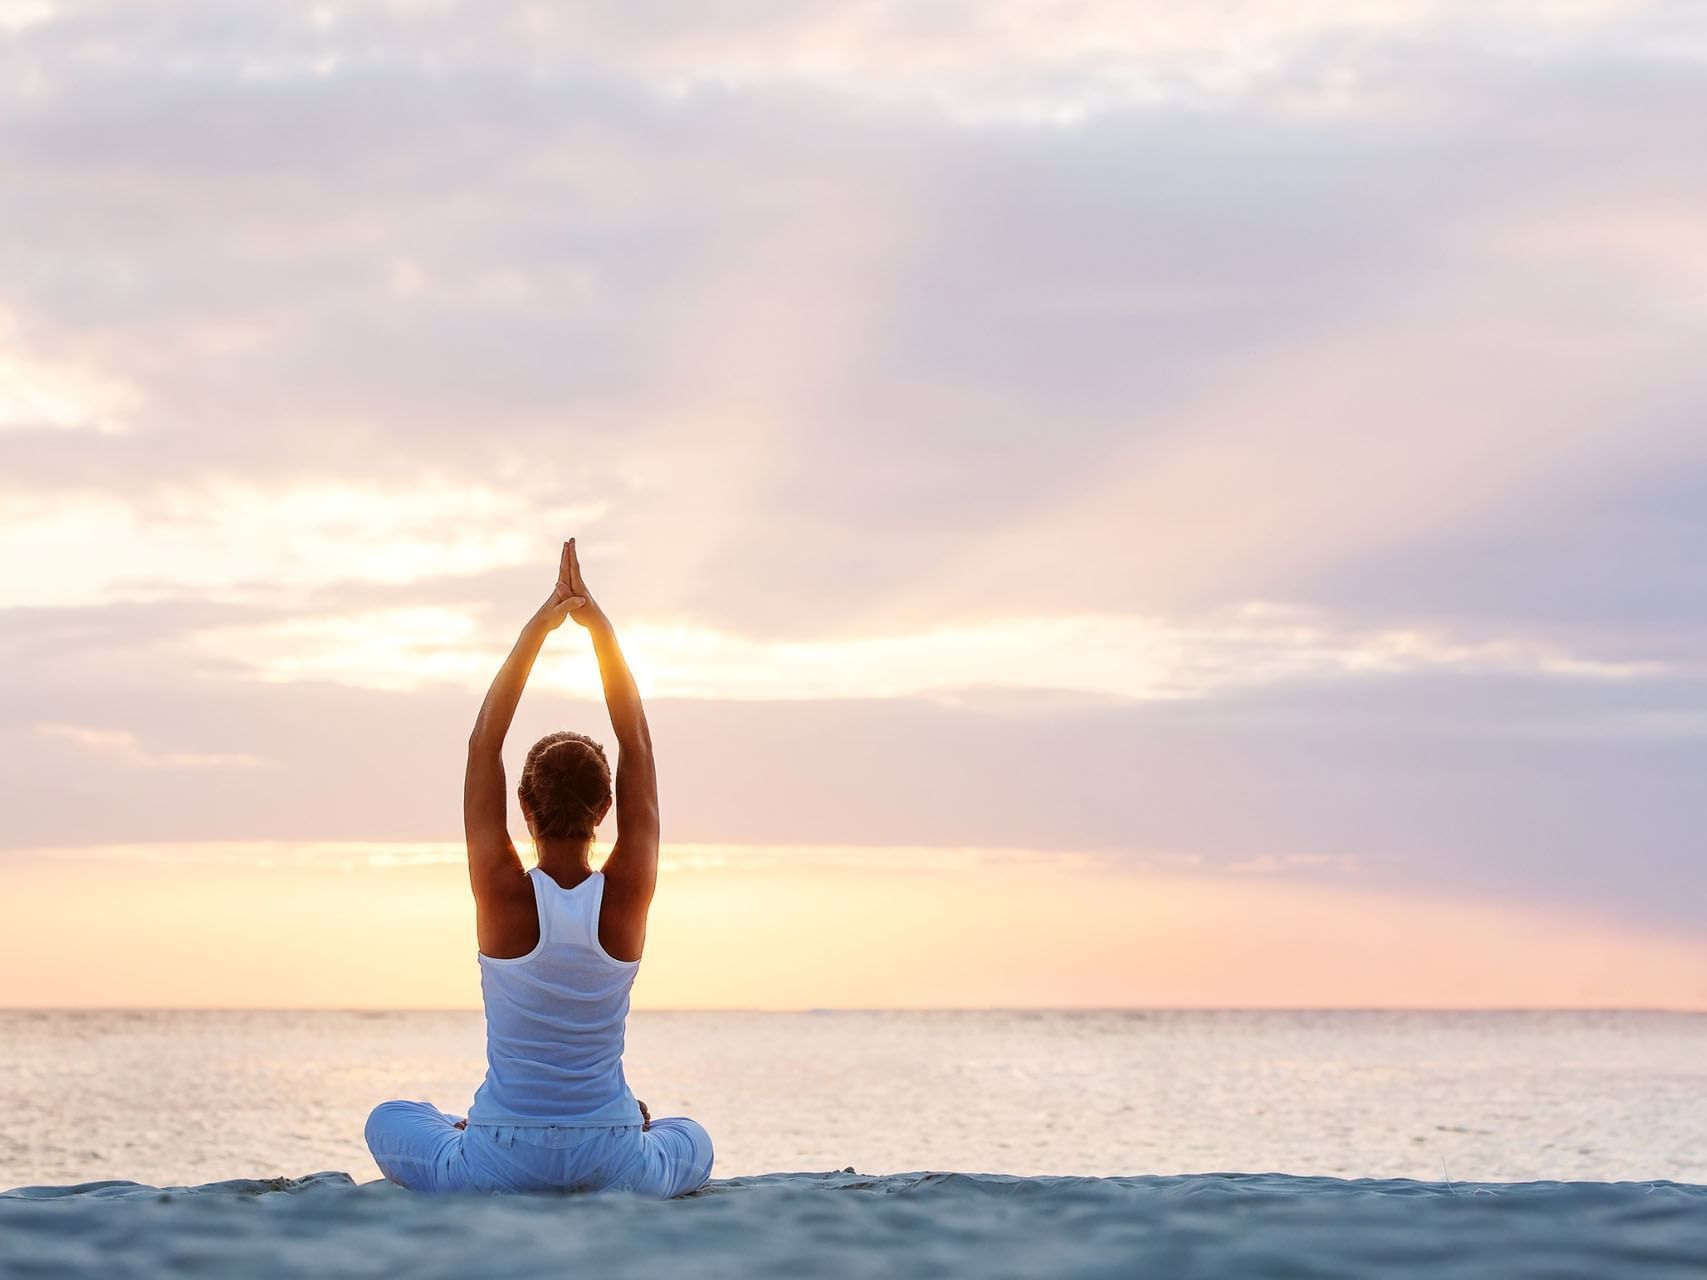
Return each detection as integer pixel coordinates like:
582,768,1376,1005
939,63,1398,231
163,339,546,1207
364,539,714,1197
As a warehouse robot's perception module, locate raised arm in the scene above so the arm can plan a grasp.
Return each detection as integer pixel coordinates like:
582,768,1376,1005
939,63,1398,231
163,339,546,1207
463,544,586,926
562,540,660,956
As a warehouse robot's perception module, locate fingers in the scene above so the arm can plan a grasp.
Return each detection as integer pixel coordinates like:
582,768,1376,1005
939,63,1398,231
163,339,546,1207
558,540,572,584
568,537,585,595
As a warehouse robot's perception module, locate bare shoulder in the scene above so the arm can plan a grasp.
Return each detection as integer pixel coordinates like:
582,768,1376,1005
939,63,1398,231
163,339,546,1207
475,864,541,960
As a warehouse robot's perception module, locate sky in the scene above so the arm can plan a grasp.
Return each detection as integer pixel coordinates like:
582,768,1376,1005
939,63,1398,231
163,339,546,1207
1,0,1705,1008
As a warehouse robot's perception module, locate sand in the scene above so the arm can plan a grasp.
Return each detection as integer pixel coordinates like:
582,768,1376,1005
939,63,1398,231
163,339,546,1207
5,1168,1705,1278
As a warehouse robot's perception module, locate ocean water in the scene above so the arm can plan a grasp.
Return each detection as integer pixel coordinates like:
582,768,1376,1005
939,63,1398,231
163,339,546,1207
3,1008,1704,1189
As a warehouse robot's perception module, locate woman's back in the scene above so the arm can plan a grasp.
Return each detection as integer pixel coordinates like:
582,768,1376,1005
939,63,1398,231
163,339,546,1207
366,540,710,1198
466,868,644,1128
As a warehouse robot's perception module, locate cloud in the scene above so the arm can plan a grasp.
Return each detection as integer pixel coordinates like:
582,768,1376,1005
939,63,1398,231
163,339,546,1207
1227,853,1363,875
7,2,1678,123
0,306,137,434
1,0,1704,974
0,481,604,608
0,1,53,34
181,601,1663,700
1297,464,1707,662
1,0,1703,642
34,722,262,769
1,838,1107,875
2,609,1703,934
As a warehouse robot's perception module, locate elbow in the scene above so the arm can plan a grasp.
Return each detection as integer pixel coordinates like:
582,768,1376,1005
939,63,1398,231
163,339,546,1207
618,719,655,756
468,709,508,754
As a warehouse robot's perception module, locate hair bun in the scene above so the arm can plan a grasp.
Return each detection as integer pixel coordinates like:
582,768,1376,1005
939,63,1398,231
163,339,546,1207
518,731,613,842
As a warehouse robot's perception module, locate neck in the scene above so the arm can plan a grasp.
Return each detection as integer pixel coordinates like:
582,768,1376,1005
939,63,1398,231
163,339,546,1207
533,837,593,879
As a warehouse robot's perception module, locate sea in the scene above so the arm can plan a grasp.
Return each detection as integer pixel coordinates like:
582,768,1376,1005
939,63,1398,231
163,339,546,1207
3,1008,1704,1190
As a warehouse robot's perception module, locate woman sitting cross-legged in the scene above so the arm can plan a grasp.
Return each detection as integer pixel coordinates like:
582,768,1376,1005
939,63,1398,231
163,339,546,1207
365,539,713,1197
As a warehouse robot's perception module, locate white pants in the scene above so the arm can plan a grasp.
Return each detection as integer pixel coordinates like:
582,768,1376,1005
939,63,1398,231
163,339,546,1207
365,1100,714,1199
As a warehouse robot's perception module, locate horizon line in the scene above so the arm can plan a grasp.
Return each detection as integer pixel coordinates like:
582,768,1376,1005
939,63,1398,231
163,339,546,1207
4,1004,1704,1015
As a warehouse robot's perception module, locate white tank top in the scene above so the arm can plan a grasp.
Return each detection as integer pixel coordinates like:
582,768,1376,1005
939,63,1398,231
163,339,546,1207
466,867,644,1127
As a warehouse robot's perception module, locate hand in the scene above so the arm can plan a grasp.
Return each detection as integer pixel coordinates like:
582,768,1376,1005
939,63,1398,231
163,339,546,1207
533,539,593,631
637,1098,652,1131
559,537,604,630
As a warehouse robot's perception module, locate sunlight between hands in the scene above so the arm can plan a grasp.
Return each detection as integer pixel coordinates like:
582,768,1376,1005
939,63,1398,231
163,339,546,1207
534,538,598,631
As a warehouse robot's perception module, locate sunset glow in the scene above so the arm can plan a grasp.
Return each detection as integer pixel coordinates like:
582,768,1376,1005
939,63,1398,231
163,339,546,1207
3,844,1703,1010
2,0,1703,1010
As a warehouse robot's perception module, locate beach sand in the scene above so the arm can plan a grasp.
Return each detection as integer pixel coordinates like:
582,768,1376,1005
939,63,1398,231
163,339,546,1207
5,1168,1704,1278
